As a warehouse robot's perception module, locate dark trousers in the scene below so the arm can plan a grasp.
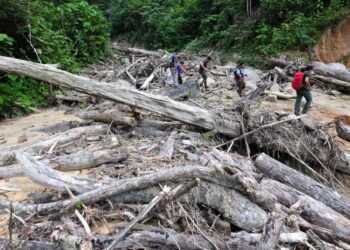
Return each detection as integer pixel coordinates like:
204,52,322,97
200,71,208,89
294,89,312,115
178,74,183,85
236,80,246,97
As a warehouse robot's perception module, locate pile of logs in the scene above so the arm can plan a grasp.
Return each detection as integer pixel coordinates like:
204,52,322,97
0,51,350,249
268,57,350,94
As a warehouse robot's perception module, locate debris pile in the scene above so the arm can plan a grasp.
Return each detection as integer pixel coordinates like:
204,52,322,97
0,47,350,249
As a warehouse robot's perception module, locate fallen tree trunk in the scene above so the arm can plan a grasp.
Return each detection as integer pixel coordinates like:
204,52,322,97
197,182,268,232
75,109,137,127
313,61,350,83
0,147,128,179
0,124,107,166
263,90,296,99
16,152,106,193
139,67,160,90
112,43,164,57
336,120,350,142
0,238,60,250
0,165,218,214
314,75,350,88
0,56,241,138
261,179,350,243
255,153,350,220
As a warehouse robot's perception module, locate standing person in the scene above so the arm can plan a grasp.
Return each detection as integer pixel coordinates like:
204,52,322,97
199,56,211,91
177,61,185,85
294,65,314,116
169,48,179,86
234,63,247,97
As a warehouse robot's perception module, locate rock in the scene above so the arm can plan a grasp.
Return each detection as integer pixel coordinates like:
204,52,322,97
244,67,262,91
265,94,278,102
207,77,215,87
223,90,233,99
326,89,342,96
17,133,27,144
270,83,280,92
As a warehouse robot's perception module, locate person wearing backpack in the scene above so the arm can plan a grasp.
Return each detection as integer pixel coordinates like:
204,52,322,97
169,48,179,86
199,56,211,91
234,63,247,97
293,65,314,116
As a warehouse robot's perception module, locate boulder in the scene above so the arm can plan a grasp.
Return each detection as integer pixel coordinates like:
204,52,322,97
265,94,278,102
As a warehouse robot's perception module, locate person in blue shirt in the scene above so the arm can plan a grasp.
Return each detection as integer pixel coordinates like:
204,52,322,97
177,61,185,85
234,63,247,97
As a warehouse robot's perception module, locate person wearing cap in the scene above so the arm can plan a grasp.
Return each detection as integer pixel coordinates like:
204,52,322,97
294,65,314,116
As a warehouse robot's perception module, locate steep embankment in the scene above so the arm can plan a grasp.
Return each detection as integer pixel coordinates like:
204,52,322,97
316,16,350,68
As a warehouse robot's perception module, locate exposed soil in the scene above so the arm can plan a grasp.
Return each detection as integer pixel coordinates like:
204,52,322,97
315,15,350,67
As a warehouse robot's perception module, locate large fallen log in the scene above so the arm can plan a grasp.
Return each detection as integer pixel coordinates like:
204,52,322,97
255,153,350,219
16,152,106,193
263,90,296,100
111,43,164,57
0,165,219,214
314,75,350,88
75,109,137,127
0,238,60,250
197,182,268,232
0,56,241,138
0,124,107,166
0,147,128,179
313,61,350,83
336,120,350,142
261,179,350,243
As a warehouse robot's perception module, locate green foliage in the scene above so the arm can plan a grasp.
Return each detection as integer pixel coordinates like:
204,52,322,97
203,131,215,140
0,0,110,117
75,200,85,210
93,0,349,56
28,0,110,70
0,33,14,55
0,75,49,117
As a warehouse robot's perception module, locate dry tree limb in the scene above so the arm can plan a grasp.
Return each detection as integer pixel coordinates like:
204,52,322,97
16,152,107,194
116,57,147,77
139,67,160,90
75,109,138,127
177,202,220,250
105,185,179,250
256,153,350,219
263,90,296,99
0,124,108,166
231,231,307,244
0,238,60,250
258,212,285,250
216,114,306,149
0,166,218,215
0,147,128,179
112,43,164,57
306,230,327,250
260,179,350,243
